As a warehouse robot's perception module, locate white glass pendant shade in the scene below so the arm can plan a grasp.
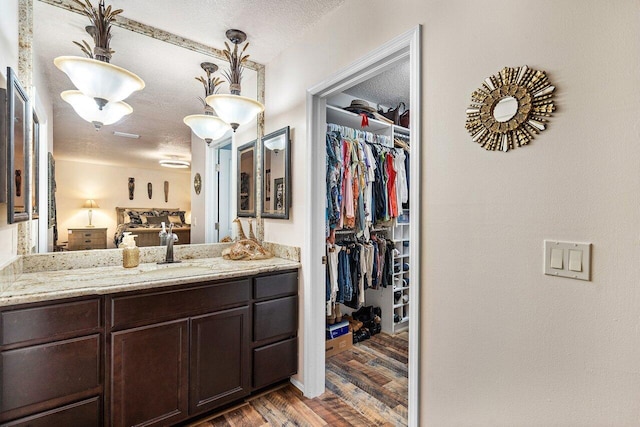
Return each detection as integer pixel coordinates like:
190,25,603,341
264,134,286,152
205,94,264,131
61,90,132,128
183,114,231,145
54,56,145,106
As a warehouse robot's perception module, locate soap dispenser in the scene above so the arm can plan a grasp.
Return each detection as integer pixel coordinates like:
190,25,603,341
122,234,140,268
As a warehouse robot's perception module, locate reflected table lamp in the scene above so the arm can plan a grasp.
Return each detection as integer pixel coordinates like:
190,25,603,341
83,199,99,227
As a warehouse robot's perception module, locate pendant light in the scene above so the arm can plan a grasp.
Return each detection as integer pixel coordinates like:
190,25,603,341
61,90,132,130
183,62,230,146
263,133,286,153
206,30,264,132
54,0,144,127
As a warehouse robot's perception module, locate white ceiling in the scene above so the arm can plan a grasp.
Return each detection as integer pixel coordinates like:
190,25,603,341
33,0,346,170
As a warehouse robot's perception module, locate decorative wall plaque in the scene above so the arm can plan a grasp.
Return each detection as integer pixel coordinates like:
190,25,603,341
128,177,135,200
465,65,555,152
164,180,169,202
194,173,202,195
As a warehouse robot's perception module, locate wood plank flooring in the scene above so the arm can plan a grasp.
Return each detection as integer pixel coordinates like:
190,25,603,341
189,331,408,427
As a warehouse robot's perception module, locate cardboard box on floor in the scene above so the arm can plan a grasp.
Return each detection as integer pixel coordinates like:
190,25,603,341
325,331,353,358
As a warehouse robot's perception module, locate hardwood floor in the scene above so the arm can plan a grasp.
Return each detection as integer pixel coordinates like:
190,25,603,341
189,331,408,427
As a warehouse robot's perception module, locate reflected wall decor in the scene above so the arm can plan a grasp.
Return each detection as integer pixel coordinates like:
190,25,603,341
5,67,31,223
261,126,290,219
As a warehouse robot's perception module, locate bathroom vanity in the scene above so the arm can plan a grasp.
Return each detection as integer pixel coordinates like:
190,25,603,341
0,259,299,427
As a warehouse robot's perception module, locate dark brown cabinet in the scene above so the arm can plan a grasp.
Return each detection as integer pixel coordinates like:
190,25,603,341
0,269,298,427
110,320,189,427
251,271,299,391
190,306,251,413
0,298,103,426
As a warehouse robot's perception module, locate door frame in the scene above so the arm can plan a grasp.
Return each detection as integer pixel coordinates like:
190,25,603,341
303,25,422,426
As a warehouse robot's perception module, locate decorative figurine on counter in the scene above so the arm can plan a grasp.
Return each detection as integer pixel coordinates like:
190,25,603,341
222,218,273,260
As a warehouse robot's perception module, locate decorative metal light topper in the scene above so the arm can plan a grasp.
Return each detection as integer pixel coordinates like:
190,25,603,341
465,65,555,152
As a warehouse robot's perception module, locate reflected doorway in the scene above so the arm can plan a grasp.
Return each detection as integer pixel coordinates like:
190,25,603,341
212,139,233,242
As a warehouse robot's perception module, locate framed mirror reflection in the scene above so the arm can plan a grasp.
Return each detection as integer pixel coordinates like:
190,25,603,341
32,108,40,219
30,0,263,250
6,67,31,224
237,140,256,217
261,126,290,219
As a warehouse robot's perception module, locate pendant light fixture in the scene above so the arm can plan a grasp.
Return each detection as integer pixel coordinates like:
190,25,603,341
54,0,144,127
183,62,230,146
61,90,132,130
206,30,264,132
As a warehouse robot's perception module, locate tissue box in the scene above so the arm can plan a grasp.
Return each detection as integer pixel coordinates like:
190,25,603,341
326,320,349,339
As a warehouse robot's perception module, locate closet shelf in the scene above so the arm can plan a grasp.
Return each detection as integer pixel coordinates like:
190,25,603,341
327,104,390,134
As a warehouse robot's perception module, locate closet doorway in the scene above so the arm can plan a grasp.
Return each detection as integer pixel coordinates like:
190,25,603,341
304,26,422,426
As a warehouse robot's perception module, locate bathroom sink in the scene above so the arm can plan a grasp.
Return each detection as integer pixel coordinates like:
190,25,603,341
136,262,213,276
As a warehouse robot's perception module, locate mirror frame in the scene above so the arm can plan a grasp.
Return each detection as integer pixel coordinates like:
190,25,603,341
465,65,555,152
32,108,40,219
6,67,31,223
237,140,256,217
261,126,290,220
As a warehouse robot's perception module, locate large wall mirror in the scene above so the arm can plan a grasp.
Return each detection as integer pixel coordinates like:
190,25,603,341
30,0,262,250
6,67,31,224
237,140,256,217
261,126,290,219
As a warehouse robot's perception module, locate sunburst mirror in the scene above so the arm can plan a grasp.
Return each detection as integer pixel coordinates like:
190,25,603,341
465,65,555,152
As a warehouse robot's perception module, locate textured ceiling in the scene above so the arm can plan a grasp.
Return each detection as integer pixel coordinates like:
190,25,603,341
34,0,346,170
343,59,410,111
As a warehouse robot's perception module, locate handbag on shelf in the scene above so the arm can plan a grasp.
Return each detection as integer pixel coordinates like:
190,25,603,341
378,102,409,127
377,102,404,125
399,109,409,128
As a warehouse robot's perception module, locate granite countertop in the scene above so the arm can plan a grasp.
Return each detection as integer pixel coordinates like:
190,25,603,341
1,257,300,306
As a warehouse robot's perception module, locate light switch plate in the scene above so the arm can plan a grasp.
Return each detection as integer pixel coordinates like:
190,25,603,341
544,240,591,281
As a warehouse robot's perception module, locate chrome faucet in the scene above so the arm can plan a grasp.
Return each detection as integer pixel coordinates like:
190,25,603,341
159,223,180,264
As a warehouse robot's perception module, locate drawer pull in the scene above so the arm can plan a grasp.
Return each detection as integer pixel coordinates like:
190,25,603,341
84,240,92,243
84,233,92,237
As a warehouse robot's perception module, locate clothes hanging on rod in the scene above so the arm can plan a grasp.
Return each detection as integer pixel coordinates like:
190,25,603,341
326,123,409,240
326,233,396,308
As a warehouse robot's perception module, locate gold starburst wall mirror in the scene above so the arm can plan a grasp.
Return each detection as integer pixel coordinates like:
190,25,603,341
465,65,555,152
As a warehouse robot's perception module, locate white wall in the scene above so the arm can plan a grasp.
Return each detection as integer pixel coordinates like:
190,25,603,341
55,159,190,248
190,133,206,243
263,0,640,424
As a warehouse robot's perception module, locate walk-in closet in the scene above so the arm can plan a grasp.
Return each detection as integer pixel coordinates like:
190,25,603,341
323,58,412,421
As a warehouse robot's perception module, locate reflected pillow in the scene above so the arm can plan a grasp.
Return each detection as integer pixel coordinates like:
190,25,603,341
157,210,186,224
126,210,155,225
168,215,183,226
146,215,169,226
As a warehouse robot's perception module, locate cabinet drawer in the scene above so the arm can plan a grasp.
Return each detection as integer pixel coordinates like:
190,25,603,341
1,397,100,427
1,334,101,413
254,271,298,300
253,295,297,342
110,279,251,330
252,337,297,390
67,229,107,251
1,299,101,347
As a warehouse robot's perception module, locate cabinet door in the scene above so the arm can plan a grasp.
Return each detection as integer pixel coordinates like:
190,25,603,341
189,306,250,414
111,319,188,427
